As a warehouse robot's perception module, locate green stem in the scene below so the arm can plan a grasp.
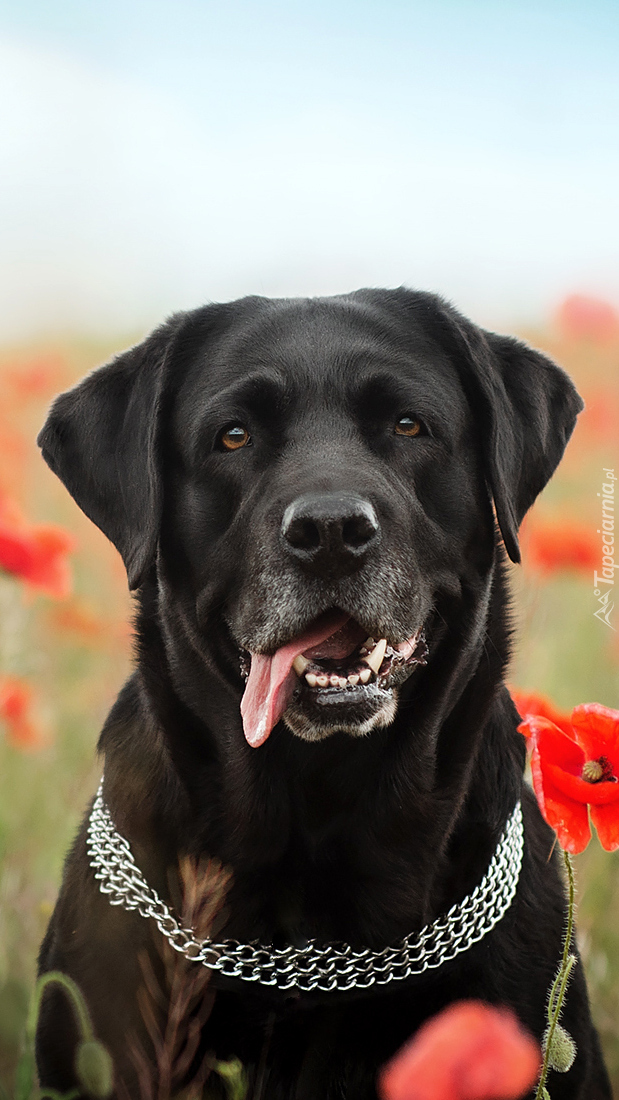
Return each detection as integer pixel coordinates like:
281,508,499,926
535,850,577,1100
551,954,577,1019
546,968,562,1025
559,852,575,989
26,971,95,1048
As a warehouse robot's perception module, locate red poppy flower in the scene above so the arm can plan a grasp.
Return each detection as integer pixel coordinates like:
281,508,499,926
5,355,66,399
46,598,108,645
378,1001,540,1100
578,387,619,447
0,492,74,599
556,295,619,342
519,703,619,853
510,689,572,738
521,518,598,575
0,676,47,750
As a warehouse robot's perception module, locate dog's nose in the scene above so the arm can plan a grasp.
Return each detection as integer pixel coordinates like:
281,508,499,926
281,492,380,577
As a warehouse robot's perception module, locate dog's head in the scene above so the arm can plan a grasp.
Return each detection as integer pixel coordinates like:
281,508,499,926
38,290,581,747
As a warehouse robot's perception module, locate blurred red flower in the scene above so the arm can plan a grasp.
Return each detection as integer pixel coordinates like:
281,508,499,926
0,492,75,599
521,518,598,575
378,1001,540,1100
519,703,619,853
578,387,619,447
510,688,572,738
556,295,619,342
5,354,66,400
0,676,47,751
46,598,108,644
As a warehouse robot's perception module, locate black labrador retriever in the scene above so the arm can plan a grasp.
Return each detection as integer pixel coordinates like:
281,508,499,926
36,290,611,1098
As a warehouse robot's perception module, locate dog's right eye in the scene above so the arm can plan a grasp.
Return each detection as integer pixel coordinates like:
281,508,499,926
394,416,423,437
218,424,252,451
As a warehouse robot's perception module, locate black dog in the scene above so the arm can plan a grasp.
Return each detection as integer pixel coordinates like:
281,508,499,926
36,290,611,1098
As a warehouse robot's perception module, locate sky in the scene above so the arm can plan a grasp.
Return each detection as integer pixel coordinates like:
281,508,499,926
0,0,618,338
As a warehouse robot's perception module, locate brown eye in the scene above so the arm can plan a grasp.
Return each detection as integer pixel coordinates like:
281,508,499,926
395,416,422,437
219,424,251,451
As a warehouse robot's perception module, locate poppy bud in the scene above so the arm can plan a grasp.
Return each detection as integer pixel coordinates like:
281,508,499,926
212,1056,247,1100
75,1039,114,1097
543,1024,577,1073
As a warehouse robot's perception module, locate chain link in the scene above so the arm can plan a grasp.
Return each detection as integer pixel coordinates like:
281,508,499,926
86,783,523,993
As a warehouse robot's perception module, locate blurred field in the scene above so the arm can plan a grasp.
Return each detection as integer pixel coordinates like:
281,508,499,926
0,302,618,1092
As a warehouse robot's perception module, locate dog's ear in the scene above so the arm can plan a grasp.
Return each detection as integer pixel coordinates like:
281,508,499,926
37,314,185,589
458,323,583,564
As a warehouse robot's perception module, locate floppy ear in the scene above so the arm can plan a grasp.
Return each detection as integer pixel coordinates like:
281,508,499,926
479,331,583,563
451,321,583,564
37,314,186,589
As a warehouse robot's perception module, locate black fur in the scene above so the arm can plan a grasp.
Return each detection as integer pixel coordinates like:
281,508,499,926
36,290,611,1098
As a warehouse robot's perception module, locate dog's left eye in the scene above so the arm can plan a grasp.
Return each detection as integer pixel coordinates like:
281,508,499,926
218,424,252,451
394,417,422,437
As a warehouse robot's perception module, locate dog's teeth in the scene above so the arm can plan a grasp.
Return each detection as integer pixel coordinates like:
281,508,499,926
316,674,330,688
337,676,348,688
348,673,360,686
293,655,309,675
305,672,318,687
358,667,372,684
329,674,341,687
362,637,387,675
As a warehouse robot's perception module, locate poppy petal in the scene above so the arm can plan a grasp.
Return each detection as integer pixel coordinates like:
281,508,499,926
521,717,584,771
545,763,619,806
378,1001,540,1100
529,734,591,853
511,690,572,737
571,704,619,774
590,803,619,852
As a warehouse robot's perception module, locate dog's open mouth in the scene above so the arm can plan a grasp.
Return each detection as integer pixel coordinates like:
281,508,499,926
239,610,427,747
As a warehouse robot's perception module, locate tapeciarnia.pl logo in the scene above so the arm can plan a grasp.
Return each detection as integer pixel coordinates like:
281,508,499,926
593,468,616,630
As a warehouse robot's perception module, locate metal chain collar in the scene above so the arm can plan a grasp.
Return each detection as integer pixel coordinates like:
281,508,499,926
86,783,524,994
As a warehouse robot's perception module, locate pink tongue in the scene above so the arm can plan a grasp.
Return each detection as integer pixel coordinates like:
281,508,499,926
240,610,351,748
